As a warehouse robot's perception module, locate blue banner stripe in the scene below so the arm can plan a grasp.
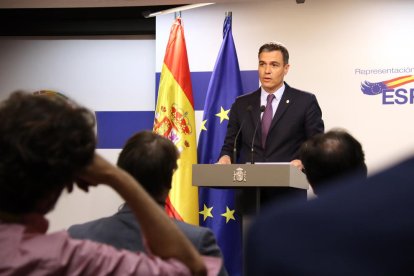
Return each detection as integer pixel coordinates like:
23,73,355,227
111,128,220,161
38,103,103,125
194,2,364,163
96,111,154,148
97,70,258,149
156,70,258,110
240,70,259,93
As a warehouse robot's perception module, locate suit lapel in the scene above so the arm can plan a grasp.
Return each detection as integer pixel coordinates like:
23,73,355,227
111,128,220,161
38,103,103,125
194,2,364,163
249,89,262,122
270,84,293,130
249,89,263,145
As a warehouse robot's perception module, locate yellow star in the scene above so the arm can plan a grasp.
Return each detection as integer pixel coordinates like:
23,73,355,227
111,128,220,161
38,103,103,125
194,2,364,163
215,107,230,123
221,206,236,223
200,120,207,131
199,204,213,221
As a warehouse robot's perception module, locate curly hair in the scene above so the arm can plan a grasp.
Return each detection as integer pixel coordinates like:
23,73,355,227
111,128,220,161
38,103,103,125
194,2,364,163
117,131,178,199
0,91,96,214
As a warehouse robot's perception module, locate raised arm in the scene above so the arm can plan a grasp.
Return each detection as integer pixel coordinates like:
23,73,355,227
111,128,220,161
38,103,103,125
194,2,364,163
76,154,207,276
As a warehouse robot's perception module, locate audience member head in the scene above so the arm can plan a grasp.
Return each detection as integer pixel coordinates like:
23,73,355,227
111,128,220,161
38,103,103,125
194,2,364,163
300,129,367,195
117,131,179,204
258,42,289,65
0,91,96,215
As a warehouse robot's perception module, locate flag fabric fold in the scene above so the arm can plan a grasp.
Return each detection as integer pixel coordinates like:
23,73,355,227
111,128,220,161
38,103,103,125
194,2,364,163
197,14,243,276
154,18,198,225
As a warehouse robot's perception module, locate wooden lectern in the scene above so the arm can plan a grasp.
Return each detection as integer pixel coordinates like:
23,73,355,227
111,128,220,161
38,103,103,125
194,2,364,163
193,163,309,213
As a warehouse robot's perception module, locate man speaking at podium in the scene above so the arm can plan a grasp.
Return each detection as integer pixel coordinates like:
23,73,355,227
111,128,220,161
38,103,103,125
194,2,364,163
218,42,324,213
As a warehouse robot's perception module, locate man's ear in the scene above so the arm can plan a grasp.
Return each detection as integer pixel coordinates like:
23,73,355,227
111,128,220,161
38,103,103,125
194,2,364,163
284,64,290,75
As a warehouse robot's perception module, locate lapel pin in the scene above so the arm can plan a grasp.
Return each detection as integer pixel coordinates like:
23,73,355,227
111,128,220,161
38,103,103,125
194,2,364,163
286,100,290,104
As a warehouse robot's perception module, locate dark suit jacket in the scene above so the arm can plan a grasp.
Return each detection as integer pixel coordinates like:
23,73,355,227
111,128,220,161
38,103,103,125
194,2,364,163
220,82,324,163
246,156,414,276
220,83,324,211
68,204,228,276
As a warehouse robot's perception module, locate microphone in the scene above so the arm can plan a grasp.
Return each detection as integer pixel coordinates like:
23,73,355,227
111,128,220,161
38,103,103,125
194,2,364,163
251,105,266,164
233,105,252,163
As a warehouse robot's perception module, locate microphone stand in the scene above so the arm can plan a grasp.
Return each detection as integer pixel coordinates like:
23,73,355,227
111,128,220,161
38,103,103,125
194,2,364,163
233,106,252,163
251,105,265,215
233,121,244,163
251,105,265,164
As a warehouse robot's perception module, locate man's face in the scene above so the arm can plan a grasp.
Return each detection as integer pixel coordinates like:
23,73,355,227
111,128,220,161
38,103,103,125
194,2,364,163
258,50,290,93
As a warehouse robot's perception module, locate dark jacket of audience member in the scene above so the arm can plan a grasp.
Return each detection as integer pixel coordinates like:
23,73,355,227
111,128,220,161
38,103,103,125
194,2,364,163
246,156,414,275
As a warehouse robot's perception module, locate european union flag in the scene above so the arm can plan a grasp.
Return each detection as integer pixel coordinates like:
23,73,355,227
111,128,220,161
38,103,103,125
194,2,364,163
197,13,243,276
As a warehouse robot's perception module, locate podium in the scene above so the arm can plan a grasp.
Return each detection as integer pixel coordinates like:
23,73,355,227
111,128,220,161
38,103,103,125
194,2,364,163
193,163,309,214
192,163,309,189
193,163,309,274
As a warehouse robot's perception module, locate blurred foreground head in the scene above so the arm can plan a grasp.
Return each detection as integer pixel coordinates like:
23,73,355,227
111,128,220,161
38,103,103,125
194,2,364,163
300,129,367,195
0,91,96,215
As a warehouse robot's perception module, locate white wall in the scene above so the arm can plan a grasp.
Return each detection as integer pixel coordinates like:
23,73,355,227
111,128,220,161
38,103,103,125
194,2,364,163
0,36,155,231
157,0,414,174
0,36,155,110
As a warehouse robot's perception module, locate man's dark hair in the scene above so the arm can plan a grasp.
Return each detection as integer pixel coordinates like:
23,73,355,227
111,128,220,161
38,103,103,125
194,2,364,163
300,129,367,194
0,91,96,214
258,42,289,65
117,131,178,199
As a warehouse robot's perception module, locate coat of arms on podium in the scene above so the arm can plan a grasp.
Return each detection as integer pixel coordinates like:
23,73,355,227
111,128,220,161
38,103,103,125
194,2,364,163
233,167,246,182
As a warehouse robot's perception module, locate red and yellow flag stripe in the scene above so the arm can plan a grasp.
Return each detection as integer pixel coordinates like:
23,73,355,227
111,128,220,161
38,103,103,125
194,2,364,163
384,75,414,89
153,18,198,225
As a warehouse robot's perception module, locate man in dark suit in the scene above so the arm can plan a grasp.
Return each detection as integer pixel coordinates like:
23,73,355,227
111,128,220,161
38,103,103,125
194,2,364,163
299,129,368,196
68,131,227,276
218,42,324,211
246,156,414,275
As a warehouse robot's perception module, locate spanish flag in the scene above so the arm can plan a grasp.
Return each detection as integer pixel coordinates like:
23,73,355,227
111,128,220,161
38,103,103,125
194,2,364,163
153,18,198,225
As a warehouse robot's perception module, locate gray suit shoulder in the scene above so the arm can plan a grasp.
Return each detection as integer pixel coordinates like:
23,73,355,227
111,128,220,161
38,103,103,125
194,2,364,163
174,220,220,256
174,221,228,276
68,217,106,238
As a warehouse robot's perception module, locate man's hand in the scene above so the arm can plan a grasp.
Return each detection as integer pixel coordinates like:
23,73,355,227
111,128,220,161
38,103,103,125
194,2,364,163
217,155,231,164
291,159,304,171
73,154,120,192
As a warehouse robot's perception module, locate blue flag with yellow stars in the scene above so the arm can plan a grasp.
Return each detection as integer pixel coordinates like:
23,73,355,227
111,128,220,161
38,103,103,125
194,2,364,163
197,13,243,276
